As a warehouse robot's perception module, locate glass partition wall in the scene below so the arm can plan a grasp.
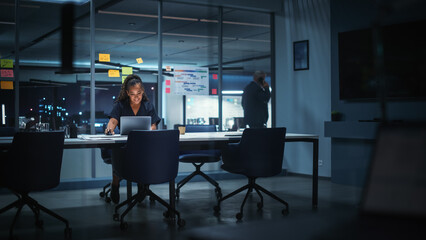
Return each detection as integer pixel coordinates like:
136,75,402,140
0,1,15,127
222,9,272,130
2,0,274,180
162,3,219,129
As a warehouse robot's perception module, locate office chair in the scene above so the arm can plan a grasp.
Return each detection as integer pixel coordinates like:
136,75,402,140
0,131,71,238
176,125,222,200
0,127,15,137
213,128,289,220
112,130,185,230
99,147,113,203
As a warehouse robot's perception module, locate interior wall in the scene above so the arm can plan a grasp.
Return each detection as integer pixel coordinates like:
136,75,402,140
275,0,331,177
329,0,426,186
331,0,426,122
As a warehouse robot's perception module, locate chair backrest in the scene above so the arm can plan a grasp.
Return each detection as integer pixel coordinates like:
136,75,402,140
238,128,286,177
185,125,216,133
123,130,180,184
0,127,15,137
1,131,65,193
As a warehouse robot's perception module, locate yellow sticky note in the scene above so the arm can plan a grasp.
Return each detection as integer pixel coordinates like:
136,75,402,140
99,53,110,62
122,67,133,75
0,59,13,68
122,75,127,83
1,81,14,90
166,66,172,71
108,69,120,77
136,58,143,64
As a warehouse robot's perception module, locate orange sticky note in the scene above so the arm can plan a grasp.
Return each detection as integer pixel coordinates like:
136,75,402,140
1,81,14,90
166,66,172,71
108,69,120,77
1,69,14,78
99,53,110,62
165,87,171,93
136,58,143,64
0,59,13,68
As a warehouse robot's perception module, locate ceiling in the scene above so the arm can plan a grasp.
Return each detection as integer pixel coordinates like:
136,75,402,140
0,0,272,77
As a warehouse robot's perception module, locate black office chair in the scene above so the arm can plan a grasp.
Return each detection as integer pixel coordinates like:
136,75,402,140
0,131,71,238
99,147,113,203
213,128,289,220
176,125,222,200
0,127,15,137
112,130,185,230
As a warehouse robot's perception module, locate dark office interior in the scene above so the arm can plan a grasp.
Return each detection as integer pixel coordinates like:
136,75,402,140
1,0,426,239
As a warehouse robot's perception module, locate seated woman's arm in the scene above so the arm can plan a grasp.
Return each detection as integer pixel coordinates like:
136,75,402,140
105,118,118,134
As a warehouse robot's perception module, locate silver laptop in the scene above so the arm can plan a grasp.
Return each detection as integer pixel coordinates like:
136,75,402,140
120,116,151,135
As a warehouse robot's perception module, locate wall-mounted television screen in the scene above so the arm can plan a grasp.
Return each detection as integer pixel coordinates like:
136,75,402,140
338,19,426,100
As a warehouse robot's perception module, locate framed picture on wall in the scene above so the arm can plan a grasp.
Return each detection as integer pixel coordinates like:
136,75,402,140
293,40,309,71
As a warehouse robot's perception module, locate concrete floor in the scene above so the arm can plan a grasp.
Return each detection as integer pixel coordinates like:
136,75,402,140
0,175,362,240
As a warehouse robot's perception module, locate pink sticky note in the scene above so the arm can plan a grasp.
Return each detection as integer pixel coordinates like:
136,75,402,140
1,69,14,78
212,89,217,95
165,80,171,86
212,74,218,80
165,88,171,93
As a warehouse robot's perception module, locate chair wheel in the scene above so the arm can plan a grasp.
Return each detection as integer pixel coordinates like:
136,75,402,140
213,205,220,212
99,192,105,198
236,212,243,220
105,197,111,203
282,208,289,215
113,213,119,221
35,219,44,228
120,221,128,230
177,218,186,227
64,227,72,238
257,202,263,210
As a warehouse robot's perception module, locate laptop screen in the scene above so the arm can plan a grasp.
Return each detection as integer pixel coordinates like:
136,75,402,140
361,124,426,218
120,116,151,135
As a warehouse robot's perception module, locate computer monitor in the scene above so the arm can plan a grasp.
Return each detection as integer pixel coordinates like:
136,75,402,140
120,116,151,135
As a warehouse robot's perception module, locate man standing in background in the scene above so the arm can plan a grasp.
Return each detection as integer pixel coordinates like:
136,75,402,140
242,71,270,128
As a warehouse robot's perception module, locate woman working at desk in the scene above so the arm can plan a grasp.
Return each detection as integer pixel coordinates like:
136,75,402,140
105,74,161,203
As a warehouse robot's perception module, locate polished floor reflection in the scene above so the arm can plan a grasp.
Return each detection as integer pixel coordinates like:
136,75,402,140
0,175,362,240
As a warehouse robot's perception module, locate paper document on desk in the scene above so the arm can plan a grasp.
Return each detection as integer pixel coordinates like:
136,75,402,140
80,134,126,140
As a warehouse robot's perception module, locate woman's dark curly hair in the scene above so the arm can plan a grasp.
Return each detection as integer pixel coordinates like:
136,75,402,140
117,74,149,102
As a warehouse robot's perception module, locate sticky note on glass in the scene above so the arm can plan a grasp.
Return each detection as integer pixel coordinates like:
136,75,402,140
1,81,14,90
165,87,171,94
166,66,172,71
136,58,143,64
122,75,127,83
108,69,120,77
0,59,13,68
122,67,133,75
165,80,171,86
99,53,110,62
212,74,218,80
212,89,217,95
1,69,14,78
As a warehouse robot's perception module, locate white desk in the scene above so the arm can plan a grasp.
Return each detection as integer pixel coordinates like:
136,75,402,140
0,132,319,208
